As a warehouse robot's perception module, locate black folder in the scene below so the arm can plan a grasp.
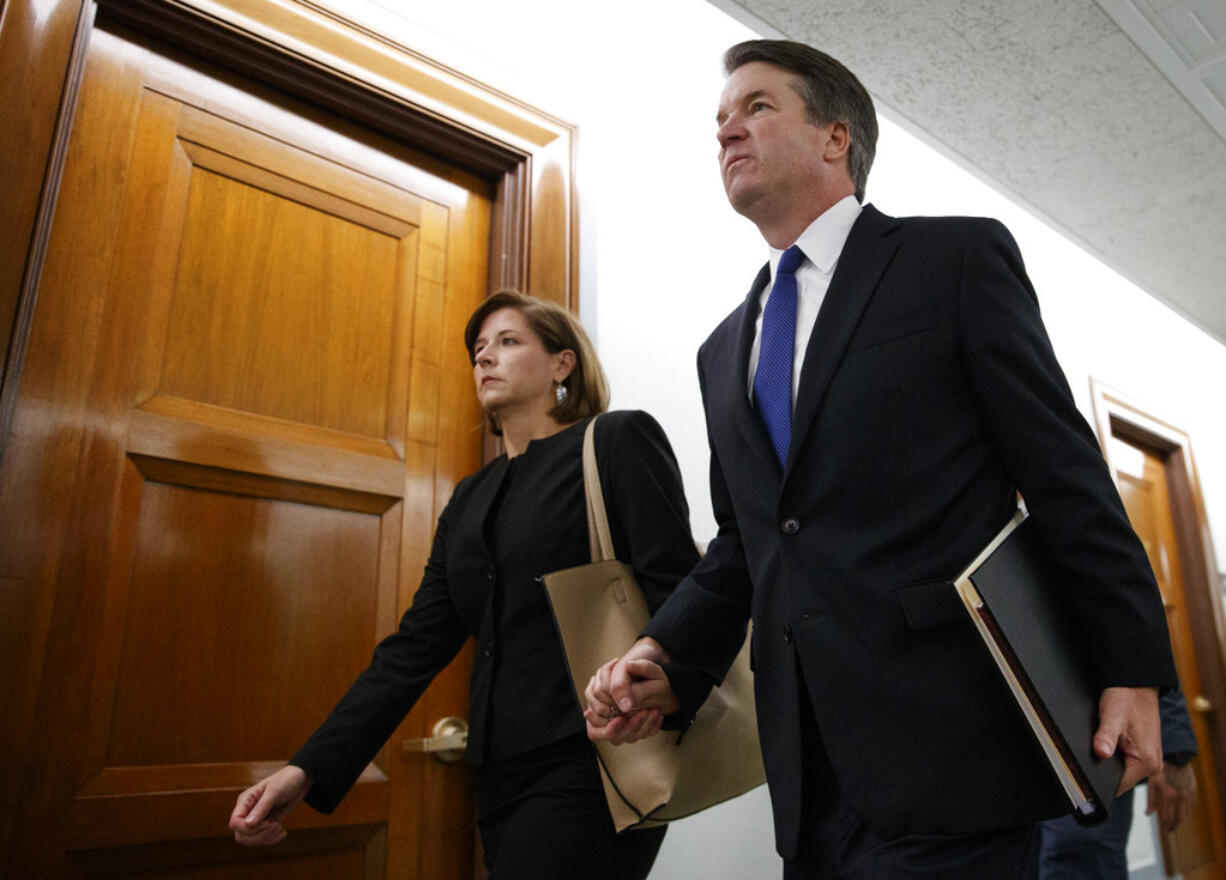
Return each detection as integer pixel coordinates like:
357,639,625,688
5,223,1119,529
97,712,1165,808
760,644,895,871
954,510,1124,822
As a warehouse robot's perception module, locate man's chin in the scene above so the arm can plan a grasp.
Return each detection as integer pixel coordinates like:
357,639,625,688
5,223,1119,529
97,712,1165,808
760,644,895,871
724,183,761,219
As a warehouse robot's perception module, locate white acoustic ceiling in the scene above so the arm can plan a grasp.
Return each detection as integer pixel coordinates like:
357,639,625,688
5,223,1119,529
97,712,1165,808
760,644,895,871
713,0,1226,345
1105,0,1226,141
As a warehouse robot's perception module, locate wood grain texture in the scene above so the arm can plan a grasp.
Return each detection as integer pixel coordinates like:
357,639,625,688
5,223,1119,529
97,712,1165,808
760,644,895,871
0,21,488,878
2,1,575,874
0,0,90,454
2,0,578,442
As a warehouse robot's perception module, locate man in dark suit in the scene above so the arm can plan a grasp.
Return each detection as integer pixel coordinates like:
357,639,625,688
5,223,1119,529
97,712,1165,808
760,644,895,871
585,39,1177,878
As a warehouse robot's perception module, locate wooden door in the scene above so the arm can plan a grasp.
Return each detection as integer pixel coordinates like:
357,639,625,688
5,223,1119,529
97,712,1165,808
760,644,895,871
1111,435,1226,880
1,20,488,879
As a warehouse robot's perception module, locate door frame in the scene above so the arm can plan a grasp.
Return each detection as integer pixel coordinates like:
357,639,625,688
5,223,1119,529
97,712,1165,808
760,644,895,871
0,0,578,464
1090,377,1226,834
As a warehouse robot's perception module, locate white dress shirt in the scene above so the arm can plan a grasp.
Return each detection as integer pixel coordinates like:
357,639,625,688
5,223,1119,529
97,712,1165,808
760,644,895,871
748,195,862,405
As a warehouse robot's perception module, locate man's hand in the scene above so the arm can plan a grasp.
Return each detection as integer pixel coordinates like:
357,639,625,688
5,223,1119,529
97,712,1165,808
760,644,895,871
1093,686,1161,795
1147,762,1197,833
229,764,312,845
584,638,679,745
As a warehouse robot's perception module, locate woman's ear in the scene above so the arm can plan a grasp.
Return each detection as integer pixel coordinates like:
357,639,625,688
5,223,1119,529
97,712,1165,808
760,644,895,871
554,349,577,383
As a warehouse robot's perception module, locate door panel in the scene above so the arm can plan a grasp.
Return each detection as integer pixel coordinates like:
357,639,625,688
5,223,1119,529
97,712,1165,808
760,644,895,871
64,825,386,878
2,22,488,879
1112,436,1226,880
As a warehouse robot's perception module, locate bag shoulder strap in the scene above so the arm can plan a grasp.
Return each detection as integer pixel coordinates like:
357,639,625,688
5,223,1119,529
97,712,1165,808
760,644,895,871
582,415,616,563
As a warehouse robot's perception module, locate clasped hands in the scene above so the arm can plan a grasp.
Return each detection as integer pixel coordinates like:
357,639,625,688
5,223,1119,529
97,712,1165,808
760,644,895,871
584,637,680,744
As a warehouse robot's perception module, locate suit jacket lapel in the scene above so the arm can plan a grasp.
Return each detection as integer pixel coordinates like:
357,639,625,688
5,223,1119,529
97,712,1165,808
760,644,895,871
786,205,901,477
729,263,781,471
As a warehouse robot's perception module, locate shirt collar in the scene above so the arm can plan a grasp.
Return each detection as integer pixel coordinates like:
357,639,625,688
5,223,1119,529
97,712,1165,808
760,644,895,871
768,195,863,278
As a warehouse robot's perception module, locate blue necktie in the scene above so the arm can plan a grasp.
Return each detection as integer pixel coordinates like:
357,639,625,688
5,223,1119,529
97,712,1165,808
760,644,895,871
754,245,804,467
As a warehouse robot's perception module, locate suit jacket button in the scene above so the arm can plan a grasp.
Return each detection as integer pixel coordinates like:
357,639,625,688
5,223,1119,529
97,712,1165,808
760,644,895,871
781,517,800,535
782,624,793,643
484,641,495,657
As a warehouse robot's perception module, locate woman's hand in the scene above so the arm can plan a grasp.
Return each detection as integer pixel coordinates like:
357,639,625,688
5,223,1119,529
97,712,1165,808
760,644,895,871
229,764,312,846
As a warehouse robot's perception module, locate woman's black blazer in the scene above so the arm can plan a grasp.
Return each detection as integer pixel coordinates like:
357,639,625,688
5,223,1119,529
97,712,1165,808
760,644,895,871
292,409,699,812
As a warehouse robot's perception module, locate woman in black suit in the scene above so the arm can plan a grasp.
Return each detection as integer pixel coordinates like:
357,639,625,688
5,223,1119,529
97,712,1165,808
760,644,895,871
229,290,699,879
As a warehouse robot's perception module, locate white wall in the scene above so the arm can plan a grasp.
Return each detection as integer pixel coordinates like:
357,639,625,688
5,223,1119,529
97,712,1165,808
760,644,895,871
324,1,1226,876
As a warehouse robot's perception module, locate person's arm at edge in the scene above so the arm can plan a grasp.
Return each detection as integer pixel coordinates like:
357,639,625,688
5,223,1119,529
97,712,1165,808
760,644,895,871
1147,686,1198,831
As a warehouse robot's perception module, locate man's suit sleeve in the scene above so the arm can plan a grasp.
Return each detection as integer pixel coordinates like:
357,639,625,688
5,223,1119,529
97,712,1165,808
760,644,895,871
641,355,754,715
595,409,713,722
958,219,1176,690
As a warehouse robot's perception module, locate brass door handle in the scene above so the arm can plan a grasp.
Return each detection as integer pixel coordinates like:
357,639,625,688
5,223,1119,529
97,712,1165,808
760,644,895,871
404,716,468,763
1192,695,1213,714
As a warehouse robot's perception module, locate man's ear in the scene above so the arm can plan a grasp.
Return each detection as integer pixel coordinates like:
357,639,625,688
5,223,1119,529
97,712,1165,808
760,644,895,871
823,121,851,162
